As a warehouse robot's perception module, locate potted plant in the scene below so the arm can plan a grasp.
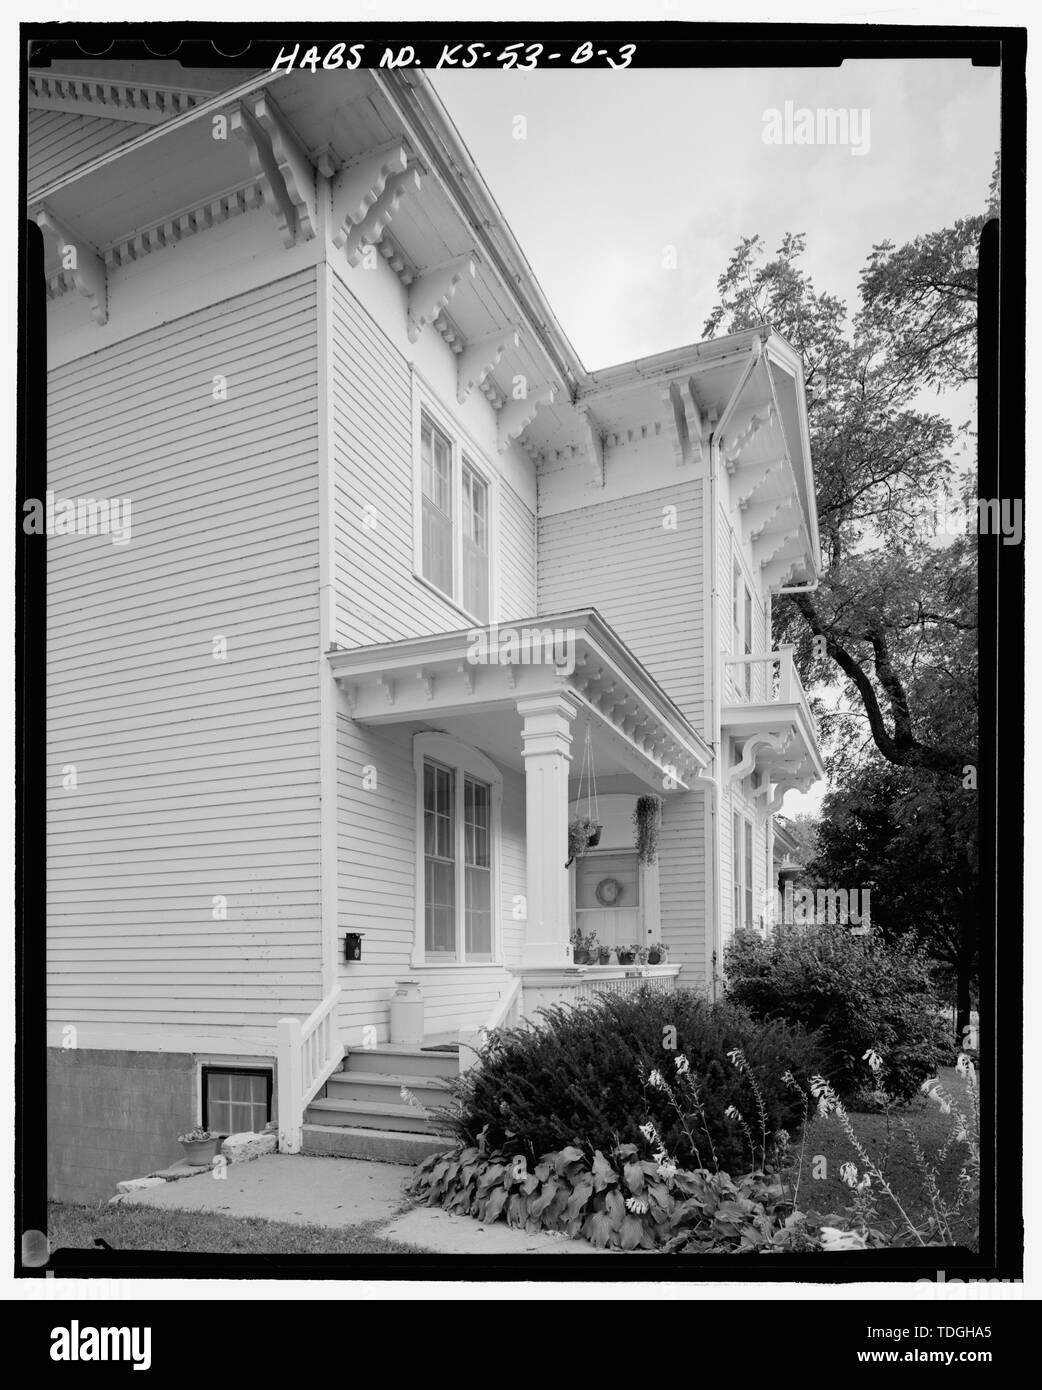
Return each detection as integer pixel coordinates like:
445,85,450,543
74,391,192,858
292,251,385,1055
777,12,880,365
570,929,597,964
633,794,663,865
566,816,601,867
177,1126,222,1167
616,945,637,966
596,944,613,965
634,944,650,967
647,941,666,965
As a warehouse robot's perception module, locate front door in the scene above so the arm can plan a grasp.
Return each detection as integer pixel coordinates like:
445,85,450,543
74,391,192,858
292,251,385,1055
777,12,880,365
574,849,641,952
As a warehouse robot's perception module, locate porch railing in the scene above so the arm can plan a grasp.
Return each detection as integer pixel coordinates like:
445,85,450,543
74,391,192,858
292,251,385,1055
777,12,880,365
724,645,806,707
276,985,344,1154
519,963,681,1020
573,964,681,1003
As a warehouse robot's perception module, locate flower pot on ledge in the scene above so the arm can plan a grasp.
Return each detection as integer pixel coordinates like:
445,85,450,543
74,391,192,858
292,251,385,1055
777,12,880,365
617,950,636,966
178,1135,221,1167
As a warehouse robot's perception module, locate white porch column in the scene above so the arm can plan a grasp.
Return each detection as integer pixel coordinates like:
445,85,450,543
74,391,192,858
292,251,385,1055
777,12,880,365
517,693,579,968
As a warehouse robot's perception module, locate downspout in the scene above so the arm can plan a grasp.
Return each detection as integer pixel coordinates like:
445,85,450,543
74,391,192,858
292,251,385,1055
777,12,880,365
698,418,723,1002
702,338,763,999
315,187,339,1000
705,431,724,1001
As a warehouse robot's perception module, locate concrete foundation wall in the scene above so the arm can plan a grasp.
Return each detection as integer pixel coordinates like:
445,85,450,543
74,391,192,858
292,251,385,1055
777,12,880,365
47,1047,195,1204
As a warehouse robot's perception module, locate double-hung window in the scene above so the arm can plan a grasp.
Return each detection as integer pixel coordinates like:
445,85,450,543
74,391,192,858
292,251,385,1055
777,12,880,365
419,409,491,622
732,811,754,931
744,815,754,929
416,734,500,964
732,560,752,697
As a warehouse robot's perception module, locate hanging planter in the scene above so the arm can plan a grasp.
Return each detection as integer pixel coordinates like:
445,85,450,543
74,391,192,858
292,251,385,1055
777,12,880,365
633,794,663,865
566,816,597,868
565,720,602,867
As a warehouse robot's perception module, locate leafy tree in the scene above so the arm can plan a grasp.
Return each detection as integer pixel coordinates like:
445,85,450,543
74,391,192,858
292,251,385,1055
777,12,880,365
774,812,819,868
704,168,995,1034
806,760,978,1042
702,160,995,775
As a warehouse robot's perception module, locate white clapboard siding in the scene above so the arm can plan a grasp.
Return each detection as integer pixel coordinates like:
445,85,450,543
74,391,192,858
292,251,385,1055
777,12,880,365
499,479,538,619
329,269,537,647
537,481,705,726
335,714,522,1042
658,794,708,990
46,268,323,1042
28,109,147,197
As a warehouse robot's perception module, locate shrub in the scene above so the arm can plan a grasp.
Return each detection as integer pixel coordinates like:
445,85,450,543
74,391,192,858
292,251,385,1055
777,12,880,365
724,929,954,1104
437,988,824,1173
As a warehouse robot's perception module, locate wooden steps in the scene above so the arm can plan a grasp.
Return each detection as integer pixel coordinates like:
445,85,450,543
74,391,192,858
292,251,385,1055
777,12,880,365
301,1042,459,1163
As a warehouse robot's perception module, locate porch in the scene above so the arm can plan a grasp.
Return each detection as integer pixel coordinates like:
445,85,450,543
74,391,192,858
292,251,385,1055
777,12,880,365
327,606,712,975
276,609,706,1152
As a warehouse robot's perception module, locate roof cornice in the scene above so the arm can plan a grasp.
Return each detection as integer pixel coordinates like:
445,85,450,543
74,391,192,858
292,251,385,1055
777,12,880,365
376,71,585,399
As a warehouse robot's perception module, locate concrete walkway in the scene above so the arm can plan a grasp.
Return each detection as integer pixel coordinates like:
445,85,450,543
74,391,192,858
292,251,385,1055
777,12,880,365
117,1154,604,1254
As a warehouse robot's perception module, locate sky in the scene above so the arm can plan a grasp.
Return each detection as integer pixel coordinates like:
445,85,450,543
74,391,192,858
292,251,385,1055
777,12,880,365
433,59,1000,818
432,60,1000,371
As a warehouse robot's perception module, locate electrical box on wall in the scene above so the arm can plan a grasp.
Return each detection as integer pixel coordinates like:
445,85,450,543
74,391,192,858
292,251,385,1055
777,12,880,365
344,932,364,962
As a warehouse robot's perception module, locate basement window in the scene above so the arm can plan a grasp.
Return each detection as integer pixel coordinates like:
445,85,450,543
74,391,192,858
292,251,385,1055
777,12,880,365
202,1067,272,1136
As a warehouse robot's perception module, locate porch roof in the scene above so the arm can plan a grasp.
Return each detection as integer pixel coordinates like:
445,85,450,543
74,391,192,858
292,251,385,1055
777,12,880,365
327,608,712,792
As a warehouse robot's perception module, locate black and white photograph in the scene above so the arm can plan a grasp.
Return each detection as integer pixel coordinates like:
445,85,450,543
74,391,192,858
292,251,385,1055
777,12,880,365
10,5,1029,1335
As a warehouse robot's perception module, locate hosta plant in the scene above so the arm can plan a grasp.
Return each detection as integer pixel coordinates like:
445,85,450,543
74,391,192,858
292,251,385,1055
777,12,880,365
408,1137,817,1253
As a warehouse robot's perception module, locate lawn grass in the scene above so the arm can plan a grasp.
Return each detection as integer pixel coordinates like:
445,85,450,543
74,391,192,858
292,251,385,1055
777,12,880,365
795,1067,978,1247
47,1201,430,1256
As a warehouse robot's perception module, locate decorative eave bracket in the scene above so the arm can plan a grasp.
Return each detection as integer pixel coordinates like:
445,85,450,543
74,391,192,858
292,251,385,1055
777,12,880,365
496,384,557,454
35,204,107,325
729,455,786,510
765,771,814,815
577,405,605,486
408,254,476,343
756,527,803,572
457,326,519,404
743,497,798,545
762,556,809,591
721,402,776,469
661,376,704,468
230,94,317,248
331,141,409,253
333,141,422,268
728,732,789,787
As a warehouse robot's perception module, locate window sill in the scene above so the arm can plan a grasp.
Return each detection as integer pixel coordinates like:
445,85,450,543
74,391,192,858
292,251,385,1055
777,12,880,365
410,958,505,970
412,571,490,628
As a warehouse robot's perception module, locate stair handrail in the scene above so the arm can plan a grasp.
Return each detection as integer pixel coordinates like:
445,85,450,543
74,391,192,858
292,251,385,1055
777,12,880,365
276,985,344,1154
458,976,524,1074
485,974,523,1034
